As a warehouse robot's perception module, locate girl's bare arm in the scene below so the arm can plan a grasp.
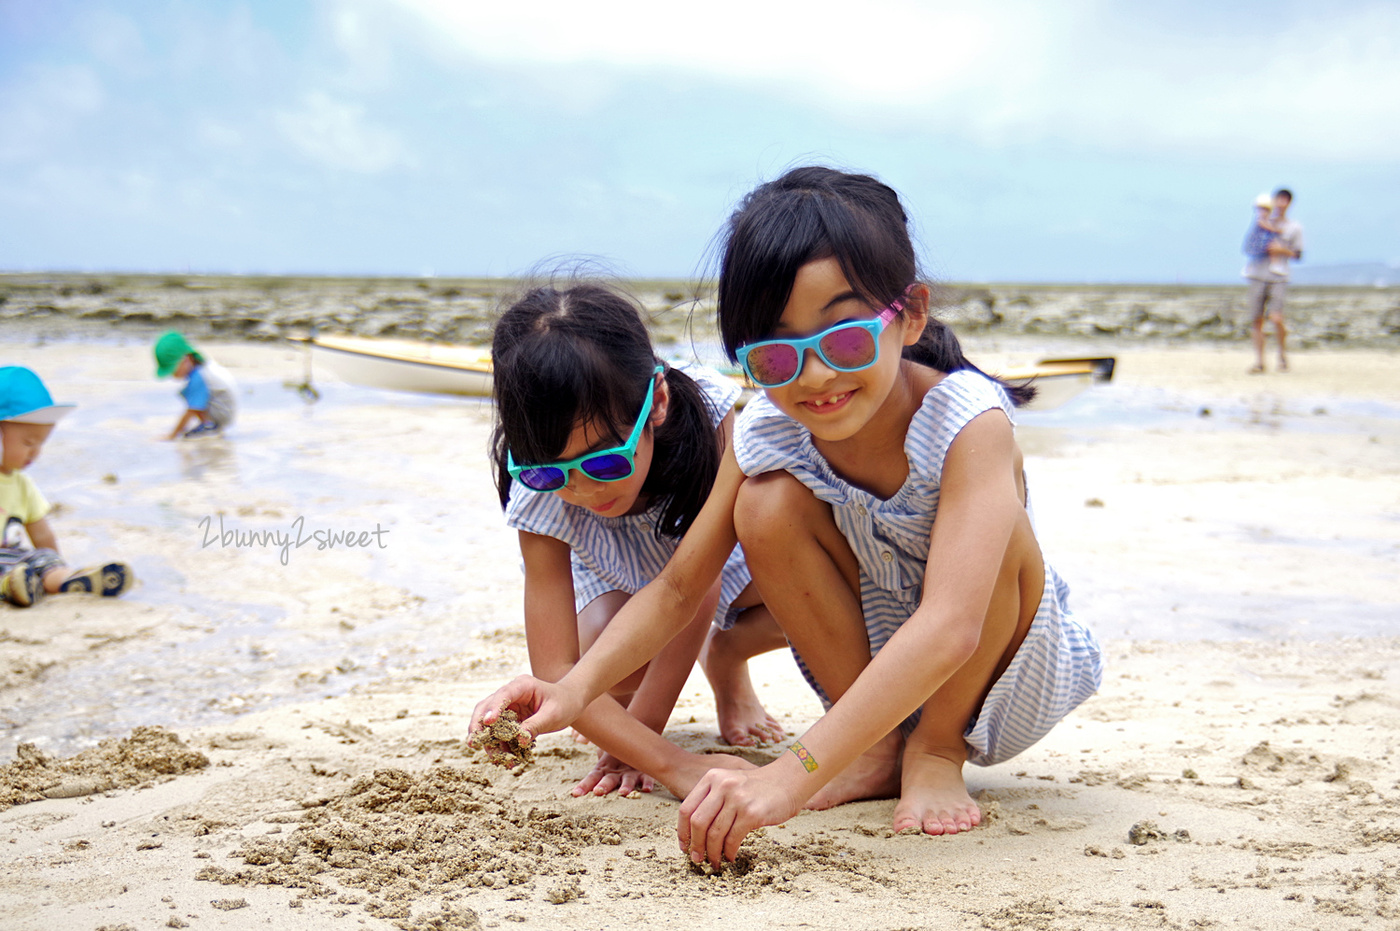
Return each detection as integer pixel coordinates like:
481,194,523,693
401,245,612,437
679,409,1027,864
472,420,747,739
516,530,720,794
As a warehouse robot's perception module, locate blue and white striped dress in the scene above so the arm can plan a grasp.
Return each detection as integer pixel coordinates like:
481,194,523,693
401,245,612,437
506,363,752,629
733,368,1103,766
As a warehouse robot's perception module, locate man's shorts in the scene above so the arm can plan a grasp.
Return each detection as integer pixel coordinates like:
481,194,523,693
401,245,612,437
1247,280,1289,322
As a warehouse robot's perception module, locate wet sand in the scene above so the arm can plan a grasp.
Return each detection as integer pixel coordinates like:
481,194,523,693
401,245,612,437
1,336,1398,929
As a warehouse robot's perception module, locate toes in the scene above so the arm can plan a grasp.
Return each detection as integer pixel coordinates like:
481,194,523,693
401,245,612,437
722,729,756,747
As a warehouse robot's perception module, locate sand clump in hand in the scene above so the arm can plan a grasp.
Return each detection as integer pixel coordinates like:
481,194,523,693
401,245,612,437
0,725,209,810
198,766,627,924
466,710,534,769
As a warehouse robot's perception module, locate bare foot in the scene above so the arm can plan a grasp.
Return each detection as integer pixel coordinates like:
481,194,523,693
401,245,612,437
701,633,784,747
805,730,902,810
713,681,784,747
892,746,980,835
570,728,591,745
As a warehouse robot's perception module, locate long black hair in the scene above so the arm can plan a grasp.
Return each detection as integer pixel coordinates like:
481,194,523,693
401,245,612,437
490,283,720,538
716,166,1033,406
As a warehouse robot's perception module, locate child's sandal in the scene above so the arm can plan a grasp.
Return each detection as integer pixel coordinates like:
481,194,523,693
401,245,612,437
60,562,134,597
1,565,43,607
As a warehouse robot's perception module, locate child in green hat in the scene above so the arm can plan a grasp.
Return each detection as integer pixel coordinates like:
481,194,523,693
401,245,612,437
0,366,134,607
154,331,238,439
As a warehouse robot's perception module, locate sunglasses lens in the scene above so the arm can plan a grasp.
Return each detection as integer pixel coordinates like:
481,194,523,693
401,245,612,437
580,454,633,482
818,325,878,370
745,344,800,386
519,466,567,491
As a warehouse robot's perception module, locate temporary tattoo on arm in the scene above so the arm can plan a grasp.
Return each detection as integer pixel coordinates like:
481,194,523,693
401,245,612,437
788,740,818,773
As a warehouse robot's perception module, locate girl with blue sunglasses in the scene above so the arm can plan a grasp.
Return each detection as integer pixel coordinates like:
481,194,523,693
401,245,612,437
475,170,1102,868
489,281,787,800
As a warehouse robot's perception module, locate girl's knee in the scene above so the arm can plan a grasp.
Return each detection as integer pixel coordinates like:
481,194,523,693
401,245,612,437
734,471,821,547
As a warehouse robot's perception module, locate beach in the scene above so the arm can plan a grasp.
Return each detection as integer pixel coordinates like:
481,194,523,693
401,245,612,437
1,328,1398,930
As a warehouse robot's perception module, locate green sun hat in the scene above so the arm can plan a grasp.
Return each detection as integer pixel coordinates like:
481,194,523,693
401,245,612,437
0,366,76,424
154,331,200,378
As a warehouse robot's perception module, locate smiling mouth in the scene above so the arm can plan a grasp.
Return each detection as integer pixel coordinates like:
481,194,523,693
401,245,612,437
802,391,852,411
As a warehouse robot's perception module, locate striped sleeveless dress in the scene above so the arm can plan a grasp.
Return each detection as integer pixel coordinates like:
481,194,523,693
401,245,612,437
734,368,1103,765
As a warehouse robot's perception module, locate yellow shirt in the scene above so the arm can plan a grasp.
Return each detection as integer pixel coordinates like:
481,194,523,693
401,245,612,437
0,470,50,532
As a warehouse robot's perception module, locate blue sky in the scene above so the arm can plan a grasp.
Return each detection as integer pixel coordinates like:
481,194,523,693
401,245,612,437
2,0,1398,282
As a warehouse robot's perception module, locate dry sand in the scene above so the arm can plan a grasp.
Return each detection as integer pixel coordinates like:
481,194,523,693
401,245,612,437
1,336,1398,930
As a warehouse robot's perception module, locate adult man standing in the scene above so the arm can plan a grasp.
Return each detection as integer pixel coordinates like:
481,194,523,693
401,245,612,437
1243,188,1304,373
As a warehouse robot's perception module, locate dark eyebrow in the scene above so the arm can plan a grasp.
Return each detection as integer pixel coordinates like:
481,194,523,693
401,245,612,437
773,289,867,335
820,289,864,314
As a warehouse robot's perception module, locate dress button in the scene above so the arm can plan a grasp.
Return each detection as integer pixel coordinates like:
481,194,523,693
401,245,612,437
881,551,894,563
856,505,867,516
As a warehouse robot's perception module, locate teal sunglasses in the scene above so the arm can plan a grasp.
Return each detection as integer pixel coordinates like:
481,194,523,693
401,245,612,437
737,299,903,388
507,366,664,493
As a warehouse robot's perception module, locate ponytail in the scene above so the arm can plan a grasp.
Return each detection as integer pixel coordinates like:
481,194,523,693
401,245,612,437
904,315,1036,408
644,365,721,538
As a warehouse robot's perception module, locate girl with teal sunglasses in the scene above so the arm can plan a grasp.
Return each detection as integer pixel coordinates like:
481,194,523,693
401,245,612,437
475,169,1102,869
489,281,788,800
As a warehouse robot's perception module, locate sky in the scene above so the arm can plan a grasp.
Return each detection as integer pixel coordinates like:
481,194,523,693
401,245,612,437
2,0,1398,283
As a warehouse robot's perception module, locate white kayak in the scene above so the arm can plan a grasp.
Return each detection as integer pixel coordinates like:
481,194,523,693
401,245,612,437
292,334,494,397
292,335,1113,412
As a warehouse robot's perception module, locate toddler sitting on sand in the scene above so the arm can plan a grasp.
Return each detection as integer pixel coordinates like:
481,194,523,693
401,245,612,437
0,367,134,607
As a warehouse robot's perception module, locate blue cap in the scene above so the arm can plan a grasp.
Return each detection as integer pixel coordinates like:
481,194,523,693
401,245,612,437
0,367,76,424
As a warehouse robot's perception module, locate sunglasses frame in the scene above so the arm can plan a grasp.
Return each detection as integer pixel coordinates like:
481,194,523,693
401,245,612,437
736,300,903,389
507,365,665,493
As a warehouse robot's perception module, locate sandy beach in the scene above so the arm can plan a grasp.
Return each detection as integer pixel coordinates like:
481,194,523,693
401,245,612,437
1,333,1398,930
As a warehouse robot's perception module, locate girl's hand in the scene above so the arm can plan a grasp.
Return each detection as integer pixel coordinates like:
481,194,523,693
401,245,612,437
677,762,806,869
572,751,655,797
469,675,585,747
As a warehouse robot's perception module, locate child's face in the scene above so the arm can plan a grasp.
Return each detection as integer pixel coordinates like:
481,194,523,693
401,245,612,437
175,356,195,378
0,422,54,474
550,381,668,518
551,420,654,517
759,256,922,444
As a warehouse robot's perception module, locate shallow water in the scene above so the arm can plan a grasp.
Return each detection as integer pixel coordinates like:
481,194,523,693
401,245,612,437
2,354,518,757
3,341,1397,758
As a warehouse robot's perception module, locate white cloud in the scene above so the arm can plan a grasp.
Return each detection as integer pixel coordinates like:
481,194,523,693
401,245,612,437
388,0,1048,102
385,0,1400,160
0,64,105,162
275,91,412,173
965,4,1400,160
77,7,149,75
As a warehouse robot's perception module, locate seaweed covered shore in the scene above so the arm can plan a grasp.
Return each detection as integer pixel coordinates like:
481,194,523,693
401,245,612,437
3,273,1398,349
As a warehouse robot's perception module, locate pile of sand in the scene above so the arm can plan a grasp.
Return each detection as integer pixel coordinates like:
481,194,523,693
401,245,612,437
0,726,208,810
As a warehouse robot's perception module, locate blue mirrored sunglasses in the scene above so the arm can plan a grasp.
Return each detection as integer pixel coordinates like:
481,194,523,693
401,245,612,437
736,301,902,388
507,366,664,493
